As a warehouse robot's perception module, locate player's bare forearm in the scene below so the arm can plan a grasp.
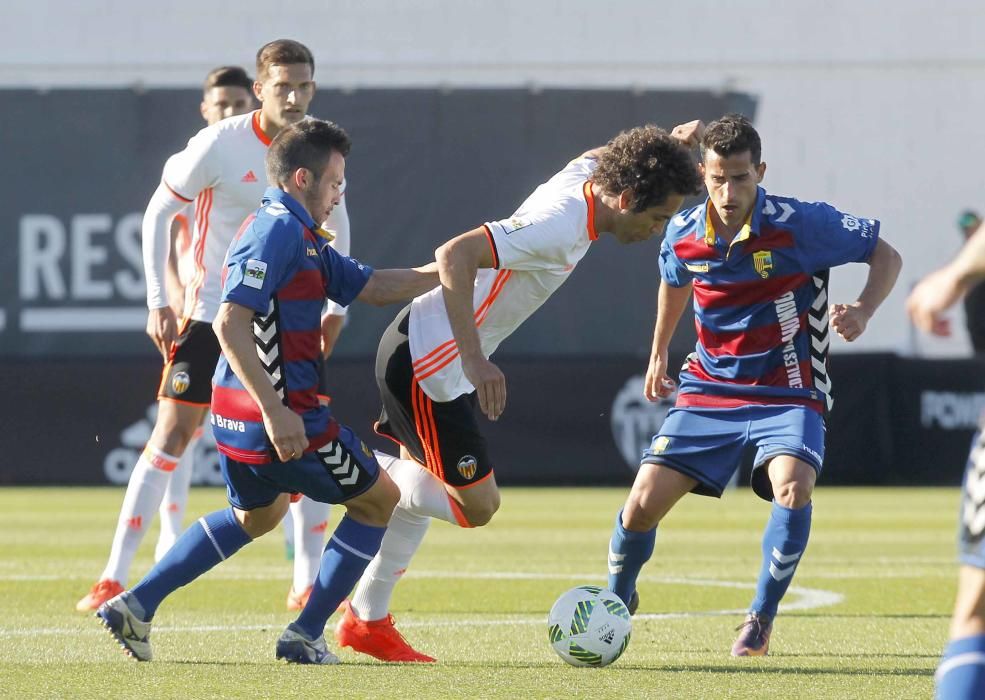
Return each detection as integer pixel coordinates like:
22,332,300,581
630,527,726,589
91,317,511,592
854,238,903,319
320,313,345,359
213,302,286,415
651,280,693,358
949,222,985,288
436,228,495,363
357,265,440,306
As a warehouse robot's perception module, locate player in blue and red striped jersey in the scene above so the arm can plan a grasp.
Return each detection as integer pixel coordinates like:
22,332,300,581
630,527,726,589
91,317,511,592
96,119,439,665
605,114,902,657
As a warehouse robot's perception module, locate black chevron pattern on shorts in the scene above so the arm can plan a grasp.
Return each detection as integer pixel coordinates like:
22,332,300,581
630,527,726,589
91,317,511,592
252,298,287,401
963,431,985,542
807,270,833,411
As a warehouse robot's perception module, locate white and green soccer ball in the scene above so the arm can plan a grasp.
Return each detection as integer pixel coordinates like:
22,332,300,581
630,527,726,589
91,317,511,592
547,585,632,667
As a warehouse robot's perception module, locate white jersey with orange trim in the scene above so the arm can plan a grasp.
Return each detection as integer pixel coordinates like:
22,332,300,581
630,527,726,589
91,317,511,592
408,156,599,402
143,110,349,322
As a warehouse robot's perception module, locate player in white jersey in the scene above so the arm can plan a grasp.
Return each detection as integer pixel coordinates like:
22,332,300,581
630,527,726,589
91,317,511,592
155,66,255,562
334,123,705,661
908,220,985,699
77,40,346,612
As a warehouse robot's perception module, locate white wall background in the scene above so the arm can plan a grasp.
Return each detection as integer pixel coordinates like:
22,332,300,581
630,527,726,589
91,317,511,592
5,0,984,355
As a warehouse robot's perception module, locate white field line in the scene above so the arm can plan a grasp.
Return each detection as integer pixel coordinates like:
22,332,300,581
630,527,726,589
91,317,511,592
0,572,843,638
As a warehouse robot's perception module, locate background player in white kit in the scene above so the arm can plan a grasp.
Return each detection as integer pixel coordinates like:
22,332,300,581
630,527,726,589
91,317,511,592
334,122,704,661
77,40,348,613
156,65,255,563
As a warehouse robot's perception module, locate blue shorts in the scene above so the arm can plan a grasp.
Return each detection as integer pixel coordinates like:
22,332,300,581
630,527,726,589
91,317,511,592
641,404,825,500
221,424,380,510
959,431,985,569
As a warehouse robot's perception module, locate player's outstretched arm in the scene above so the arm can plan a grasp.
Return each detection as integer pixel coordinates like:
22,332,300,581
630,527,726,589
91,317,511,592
829,238,902,342
213,301,307,462
645,280,693,402
436,227,505,421
908,220,985,334
355,264,439,307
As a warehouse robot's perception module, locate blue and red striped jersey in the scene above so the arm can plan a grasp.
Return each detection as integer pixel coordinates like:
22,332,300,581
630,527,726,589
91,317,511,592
210,187,373,463
659,187,880,413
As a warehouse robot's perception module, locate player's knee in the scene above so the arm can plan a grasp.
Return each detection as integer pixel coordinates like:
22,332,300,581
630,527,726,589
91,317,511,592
773,480,813,509
236,497,289,538
622,499,661,531
461,492,500,527
346,475,400,527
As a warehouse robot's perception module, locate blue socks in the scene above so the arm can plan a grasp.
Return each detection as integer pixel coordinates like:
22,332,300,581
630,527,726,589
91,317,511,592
130,508,251,619
295,515,386,640
937,634,985,699
750,500,812,619
607,509,656,608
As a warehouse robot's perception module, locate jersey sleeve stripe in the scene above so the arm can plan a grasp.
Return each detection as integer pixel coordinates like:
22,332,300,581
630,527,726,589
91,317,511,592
482,224,500,269
582,182,598,241
411,270,512,372
163,181,194,203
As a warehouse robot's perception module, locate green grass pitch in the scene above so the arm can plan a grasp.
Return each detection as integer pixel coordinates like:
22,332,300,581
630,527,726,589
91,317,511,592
0,486,954,698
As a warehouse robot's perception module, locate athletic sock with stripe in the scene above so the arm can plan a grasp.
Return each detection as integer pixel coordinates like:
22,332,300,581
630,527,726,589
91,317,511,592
749,500,812,618
130,507,251,620
295,515,386,639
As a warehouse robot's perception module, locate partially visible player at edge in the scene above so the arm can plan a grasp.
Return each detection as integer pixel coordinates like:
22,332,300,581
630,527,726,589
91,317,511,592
157,65,255,563
908,218,985,699
77,40,346,614
335,122,704,662
96,118,440,665
605,114,902,657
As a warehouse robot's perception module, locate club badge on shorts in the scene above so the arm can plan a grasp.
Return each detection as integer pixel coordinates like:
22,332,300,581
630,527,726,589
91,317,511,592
456,455,478,480
171,371,191,395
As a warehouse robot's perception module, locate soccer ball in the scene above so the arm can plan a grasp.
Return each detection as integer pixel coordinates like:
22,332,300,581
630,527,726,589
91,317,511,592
547,585,632,667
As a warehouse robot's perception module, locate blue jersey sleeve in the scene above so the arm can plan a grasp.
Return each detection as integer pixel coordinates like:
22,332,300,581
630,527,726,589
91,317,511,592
223,217,301,313
658,235,694,288
796,201,880,272
318,242,374,307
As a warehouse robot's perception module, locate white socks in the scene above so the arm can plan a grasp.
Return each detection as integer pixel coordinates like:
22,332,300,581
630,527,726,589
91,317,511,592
373,450,458,524
350,506,430,620
155,431,199,561
347,451,458,622
101,446,177,584
291,496,331,592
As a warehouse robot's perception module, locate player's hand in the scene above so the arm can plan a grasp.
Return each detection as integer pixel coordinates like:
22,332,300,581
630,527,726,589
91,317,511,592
670,120,705,149
146,306,178,359
644,352,676,401
829,302,869,342
462,355,507,421
263,403,309,462
907,267,966,337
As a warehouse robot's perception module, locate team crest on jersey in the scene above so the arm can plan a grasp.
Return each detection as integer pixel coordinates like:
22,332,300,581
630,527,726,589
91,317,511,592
243,259,267,289
171,371,191,395
753,251,773,279
651,436,670,454
456,455,478,480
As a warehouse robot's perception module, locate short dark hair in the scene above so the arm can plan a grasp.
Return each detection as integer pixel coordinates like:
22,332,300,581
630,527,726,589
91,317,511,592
266,119,351,187
256,39,315,81
593,125,702,212
203,66,253,95
701,113,762,165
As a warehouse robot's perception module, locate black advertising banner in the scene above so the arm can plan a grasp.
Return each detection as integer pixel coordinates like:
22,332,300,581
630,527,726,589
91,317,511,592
3,354,982,488
0,88,751,360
